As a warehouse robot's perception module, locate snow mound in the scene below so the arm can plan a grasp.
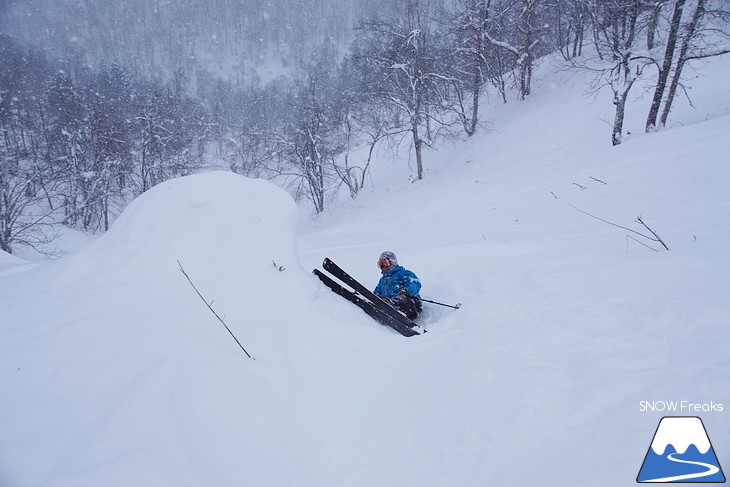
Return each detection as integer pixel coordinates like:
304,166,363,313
55,170,318,346
74,171,300,274
0,172,345,487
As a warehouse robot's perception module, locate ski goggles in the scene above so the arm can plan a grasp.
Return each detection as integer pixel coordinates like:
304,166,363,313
377,258,391,269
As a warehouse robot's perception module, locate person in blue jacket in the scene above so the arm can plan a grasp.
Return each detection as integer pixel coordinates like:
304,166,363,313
374,251,422,320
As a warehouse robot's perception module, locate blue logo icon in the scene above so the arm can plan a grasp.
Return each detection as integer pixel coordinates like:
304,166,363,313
637,416,725,483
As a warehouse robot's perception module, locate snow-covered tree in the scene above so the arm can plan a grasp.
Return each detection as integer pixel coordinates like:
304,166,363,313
135,80,206,194
554,0,591,59
571,0,651,145
440,0,494,135
84,64,136,230
0,37,58,253
456,0,551,101
353,0,455,180
279,47,347,213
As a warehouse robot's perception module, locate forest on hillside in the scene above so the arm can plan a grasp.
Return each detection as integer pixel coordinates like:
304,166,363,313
1,0,728,254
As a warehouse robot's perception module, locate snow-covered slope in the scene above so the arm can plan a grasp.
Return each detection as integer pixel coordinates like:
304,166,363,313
1,53,729,487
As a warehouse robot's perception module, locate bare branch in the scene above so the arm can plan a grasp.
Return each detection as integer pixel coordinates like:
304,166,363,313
570,205,669,251
636,216,669,250
178,261,254,360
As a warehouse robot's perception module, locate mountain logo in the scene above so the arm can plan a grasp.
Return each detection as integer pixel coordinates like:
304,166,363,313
637,416,725,483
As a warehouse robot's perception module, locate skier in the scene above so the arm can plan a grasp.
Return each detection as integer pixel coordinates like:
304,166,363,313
374,251,422,320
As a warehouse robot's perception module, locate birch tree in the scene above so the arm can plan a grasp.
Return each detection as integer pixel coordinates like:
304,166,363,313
657,0,730,127
573,0,649,145
645,0,687,132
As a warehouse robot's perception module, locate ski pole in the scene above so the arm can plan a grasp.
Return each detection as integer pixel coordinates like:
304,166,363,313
416,297,461,309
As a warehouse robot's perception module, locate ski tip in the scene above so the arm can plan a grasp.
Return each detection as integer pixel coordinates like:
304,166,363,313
410,325,426,335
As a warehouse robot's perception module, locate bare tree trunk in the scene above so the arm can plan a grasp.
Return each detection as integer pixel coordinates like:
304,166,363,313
659,0,706,127
521,52,533,98
573,20,584,57
646,0,686,132
466,87,480,136
613,86,633,146
466,0,487,136
647,0,667,50
412,121,424,180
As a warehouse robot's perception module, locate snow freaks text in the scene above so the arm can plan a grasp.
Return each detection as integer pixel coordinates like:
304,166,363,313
639,401,724,413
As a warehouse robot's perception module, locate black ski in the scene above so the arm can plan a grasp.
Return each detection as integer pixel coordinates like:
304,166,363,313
320,258,423,335
313,269,419,337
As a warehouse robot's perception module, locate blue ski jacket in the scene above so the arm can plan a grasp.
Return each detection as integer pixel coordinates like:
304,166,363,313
374,265,421,299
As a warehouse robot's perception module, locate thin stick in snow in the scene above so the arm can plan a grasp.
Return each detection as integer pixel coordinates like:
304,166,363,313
178,260,254,360
636,216,669,251
569,205,669,251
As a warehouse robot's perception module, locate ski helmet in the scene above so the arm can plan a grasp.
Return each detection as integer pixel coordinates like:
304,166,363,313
378,251,398,268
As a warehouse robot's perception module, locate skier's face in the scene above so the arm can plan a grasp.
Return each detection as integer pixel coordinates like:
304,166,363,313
378,258,394,271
